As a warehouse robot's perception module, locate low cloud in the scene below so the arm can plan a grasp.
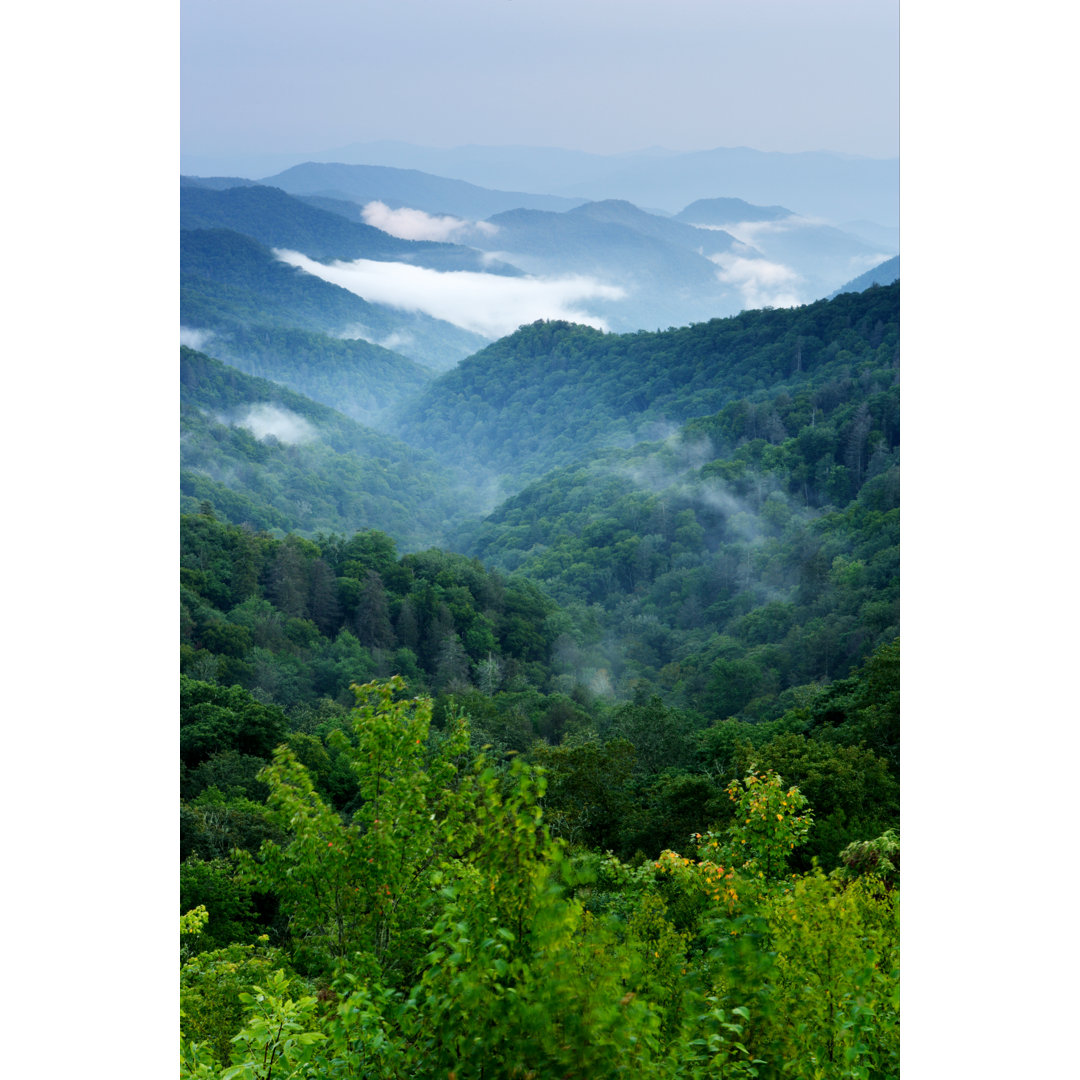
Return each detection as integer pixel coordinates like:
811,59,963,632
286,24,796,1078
232,404,317,445
276,250,626,339
710,253,802,309
361,200,499,243
717,215,823,246
377,330,415,352
334,324,417,353
180,326,214,351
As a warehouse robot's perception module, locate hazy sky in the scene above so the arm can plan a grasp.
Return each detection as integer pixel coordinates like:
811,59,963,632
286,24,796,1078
181,0,898,159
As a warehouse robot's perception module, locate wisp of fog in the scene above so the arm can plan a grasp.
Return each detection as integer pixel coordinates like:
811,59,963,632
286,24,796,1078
232,404,317,445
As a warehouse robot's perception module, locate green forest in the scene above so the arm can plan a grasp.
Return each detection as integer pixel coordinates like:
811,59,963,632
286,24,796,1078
180,275,900,1076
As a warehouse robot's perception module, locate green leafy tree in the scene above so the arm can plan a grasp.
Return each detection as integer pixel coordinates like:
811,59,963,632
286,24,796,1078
724,769,813,881
733,732,898,869
237,678,475,978
180,678,287,768
762,871,899,1077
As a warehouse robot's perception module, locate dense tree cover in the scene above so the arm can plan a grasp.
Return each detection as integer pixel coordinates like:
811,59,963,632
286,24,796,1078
180,512,570,717
181,681,898,1078
181,228,487,370
180,348,482,545
396,283,899,488
180,498,898,887
529,641,898,869
448,320,898,715
180,274,900,1073
182,229,386,335
178,514,607,1009
192,324,434,430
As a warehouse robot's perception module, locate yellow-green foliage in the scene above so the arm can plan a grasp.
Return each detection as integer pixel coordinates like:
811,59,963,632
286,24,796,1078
763,872,899,1078
181,682,898,1080
180,940,310,1069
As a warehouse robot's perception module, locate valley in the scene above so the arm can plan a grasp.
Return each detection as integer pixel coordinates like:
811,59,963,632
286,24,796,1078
178,141,900,1078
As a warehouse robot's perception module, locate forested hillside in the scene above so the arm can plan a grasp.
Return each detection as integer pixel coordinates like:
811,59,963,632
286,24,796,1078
181,227,488,371
831,255,900,298
180,275,900,1078
180,347,481,544
398,282,898,491
189,324,434,430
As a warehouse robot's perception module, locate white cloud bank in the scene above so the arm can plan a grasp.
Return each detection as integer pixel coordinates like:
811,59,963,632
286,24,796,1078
275,250,626,339
180,326,215,350
691,215,823,246
361,200,499,243
710,253,803,310
233,404,317,445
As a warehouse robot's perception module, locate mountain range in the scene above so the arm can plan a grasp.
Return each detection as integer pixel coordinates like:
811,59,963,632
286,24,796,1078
178,276,899,741
180,162,896,356
181,141,898,225
178,144,900,556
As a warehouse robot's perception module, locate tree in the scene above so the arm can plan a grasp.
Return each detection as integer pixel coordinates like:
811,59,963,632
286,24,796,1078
307,557,341,636
237,678,475,978
531,737,636,850
434,631,470,691
268,536,313,619
724,769,812,881
733,733,898,869
355,569,394,650
180,678,288,767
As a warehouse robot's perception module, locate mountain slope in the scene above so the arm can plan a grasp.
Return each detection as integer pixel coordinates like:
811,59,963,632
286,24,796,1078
187,324,434,430
180,347,481,546
450,407,898,709
675,200,895,302
180,228,488,370
464,200,746,329
395,283,900,491
180,181,523,276
830,256,900,298
566,199,740,254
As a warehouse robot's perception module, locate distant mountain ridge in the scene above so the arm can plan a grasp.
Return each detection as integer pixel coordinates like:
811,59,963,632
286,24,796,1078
465,202,745,331
182,142,897,223
257,161,586,219
179,147,898,397
675,198,793,226
177,142,898,225
180,175,260,190
567,199,740,253
180,181,523,276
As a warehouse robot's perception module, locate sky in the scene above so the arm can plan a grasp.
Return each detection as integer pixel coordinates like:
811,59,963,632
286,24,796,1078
181,0,899,160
